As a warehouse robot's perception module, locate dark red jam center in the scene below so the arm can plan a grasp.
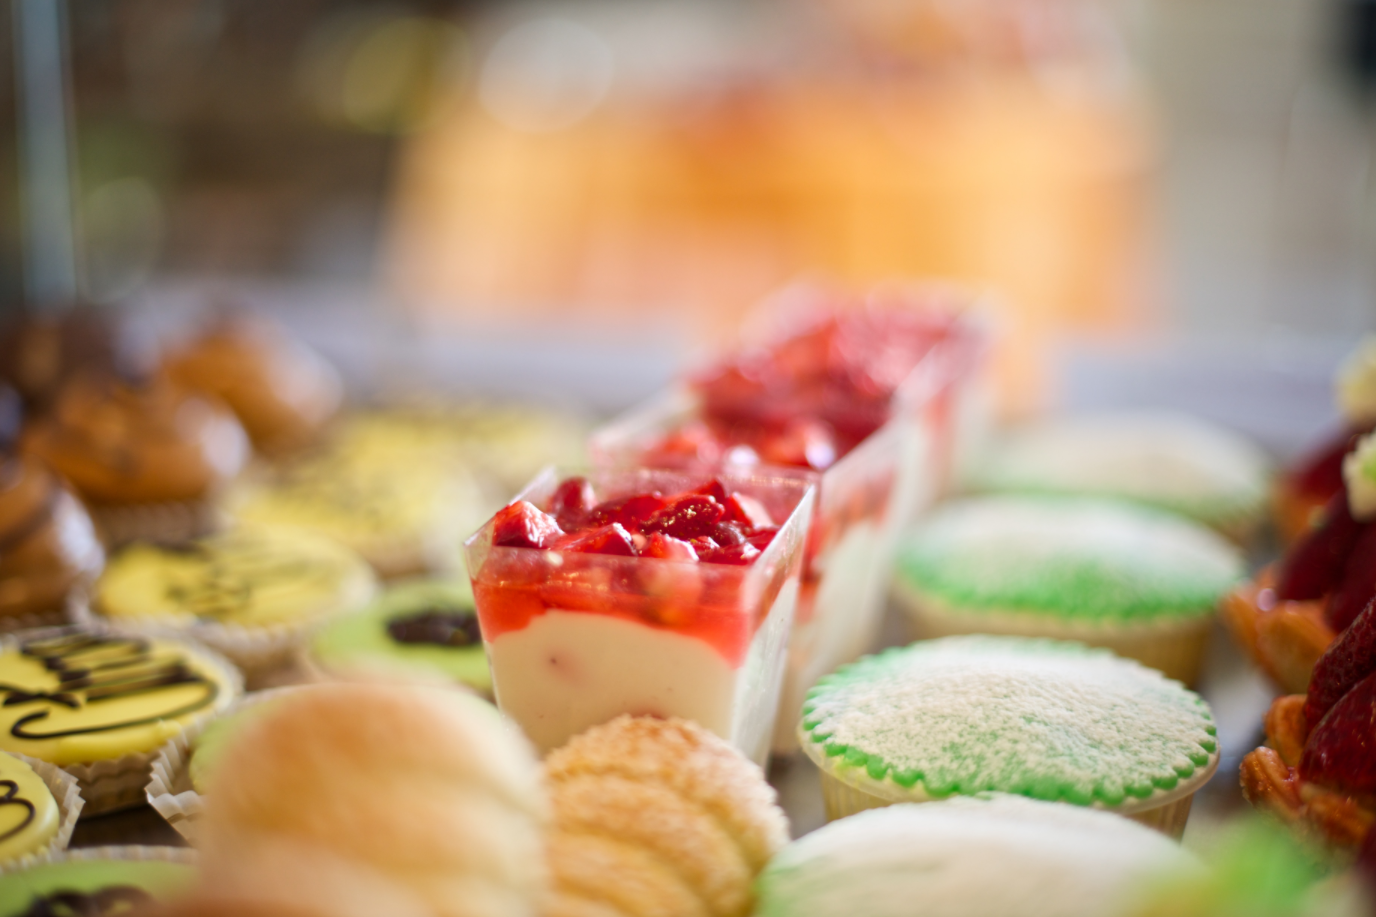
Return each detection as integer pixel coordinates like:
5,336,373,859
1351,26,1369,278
386,609,482,648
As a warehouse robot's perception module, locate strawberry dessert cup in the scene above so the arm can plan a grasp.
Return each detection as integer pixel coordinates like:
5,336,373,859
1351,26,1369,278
464,467,814,765
590,283,987,753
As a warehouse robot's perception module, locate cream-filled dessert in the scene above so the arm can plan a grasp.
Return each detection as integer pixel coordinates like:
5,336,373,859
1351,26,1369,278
465,469,813,764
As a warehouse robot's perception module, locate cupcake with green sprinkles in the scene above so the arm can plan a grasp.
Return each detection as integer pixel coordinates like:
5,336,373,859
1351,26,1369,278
894,496,1244,684
305,578,490,695
798,635,1220,838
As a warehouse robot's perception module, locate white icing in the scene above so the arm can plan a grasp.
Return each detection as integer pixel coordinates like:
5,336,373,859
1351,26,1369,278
488,583,795,766
1344,432,1376,521
804,637,1215,802
975,412,1271,528
756,797,1201,917
1337,337,1376,425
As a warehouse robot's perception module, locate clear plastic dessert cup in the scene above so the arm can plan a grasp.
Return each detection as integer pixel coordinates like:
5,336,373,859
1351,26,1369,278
463,467,814,766
591,392,919,754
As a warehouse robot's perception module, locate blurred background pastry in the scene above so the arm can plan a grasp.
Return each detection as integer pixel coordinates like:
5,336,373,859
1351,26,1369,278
164,311,343,457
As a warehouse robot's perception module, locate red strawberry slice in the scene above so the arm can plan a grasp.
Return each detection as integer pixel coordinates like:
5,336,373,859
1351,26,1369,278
491,501,564,549
1277,491,1365,601
693,478,729,503
549,476,596,531
587,492,669,530
642,494,727,540
1305,597,1376,726
1298,670,1376,797
1289,425,1368,498
698,542,762,566
641,532,698,562
711,522,746,546
1328,524,1376,632
746,528,778,551
555,523,637,557
723,492,774,530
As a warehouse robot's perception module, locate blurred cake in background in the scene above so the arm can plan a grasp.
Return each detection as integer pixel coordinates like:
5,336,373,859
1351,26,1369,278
385,0,1154,415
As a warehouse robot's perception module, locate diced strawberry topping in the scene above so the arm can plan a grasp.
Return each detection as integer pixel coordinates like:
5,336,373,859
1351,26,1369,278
1305,597,1376,727
758,418,838,471
723,492,774,530
1277,491,1365,602
491,501,564,549
549,476,596,530
693,478,729,503
642,494,728,540
641,532,698,562
710,523,746,546
746,528,778,551
555,523,637,557
697,543,762,566
1289,425,1370,498
1298,670,1376,797
586,492,669,530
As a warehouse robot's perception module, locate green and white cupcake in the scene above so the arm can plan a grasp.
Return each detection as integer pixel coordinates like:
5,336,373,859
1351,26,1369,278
798,636,1220,838
306,579,489,695
894,496,1244,683
968,412,1272,542
0,846,196,916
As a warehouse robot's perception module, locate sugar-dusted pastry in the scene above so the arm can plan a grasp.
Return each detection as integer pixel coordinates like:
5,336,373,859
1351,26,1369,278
755,796,1200,917
308,578,490,694
971,412,1272,542
1224,430,1376,695
0,388,103,627
895,496,1243,683
0,846,197,915
1240,596,1376,851
22,369,249,545
543,715,789,917
198,682,546,917
799,636,1219,838
165,313,342,456
94,526,376,683
0,627,240,814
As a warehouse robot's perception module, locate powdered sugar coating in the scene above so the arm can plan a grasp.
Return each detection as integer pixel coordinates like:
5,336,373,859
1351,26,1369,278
801,636,1217,807
896,496,1243,622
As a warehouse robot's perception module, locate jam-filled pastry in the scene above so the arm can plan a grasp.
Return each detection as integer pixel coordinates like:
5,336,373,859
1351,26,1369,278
1240,596,1376,850
1276,337,1376,542
165,312,342,456
1223,429,1376,694
0,387,103,624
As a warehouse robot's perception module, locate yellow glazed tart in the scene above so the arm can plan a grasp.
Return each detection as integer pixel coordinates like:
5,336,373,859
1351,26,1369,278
94,526,377,683
0,627,239,814
0,753,60,866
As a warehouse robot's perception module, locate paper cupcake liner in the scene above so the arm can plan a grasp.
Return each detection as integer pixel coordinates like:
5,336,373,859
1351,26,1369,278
0,625,243,817
89,499,224,550
47,844,199,866
0,583,92,635
895,585,1215,686
812,750,1217,841
146,687,304,844
0,752,85,874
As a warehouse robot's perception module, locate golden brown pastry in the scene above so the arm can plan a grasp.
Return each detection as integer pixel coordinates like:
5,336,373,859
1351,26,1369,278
543,716,790,917
198,682,546,917
23,369,249,505
0,307,122,412
165,314,342,455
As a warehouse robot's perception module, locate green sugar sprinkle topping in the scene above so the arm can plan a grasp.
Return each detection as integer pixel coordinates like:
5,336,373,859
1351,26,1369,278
801,636,1218,808
896,496,1243,622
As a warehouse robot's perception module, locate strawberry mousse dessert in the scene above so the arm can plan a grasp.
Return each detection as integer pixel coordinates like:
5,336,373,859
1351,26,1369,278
464,467,814,765
591,284,986,753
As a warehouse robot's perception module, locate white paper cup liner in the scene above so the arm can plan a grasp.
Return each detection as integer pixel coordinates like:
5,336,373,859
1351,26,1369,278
147,687,306,844
0,752,85,874
0,625,243,817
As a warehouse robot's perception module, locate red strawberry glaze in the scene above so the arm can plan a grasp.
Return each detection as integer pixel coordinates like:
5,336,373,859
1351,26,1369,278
472,476,791,666
1299,670,1376,798
1306,598,1376,727
1277,490,1365,602
1288,425,1372,501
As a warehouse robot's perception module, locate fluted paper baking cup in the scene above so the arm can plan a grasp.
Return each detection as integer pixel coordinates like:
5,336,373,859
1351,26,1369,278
0,752,85,874
895,583,1215,686
147,686,306,843
0,625,243,816
0,582,96,635
809,738,1215,841
90,499,223,550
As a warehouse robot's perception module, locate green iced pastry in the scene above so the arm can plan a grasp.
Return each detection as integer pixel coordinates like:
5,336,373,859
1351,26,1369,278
896,496,1243,625
308,579,490,693
0,755,58,866
0,851,195,917
800,636,1219,813
969,412,1272,539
